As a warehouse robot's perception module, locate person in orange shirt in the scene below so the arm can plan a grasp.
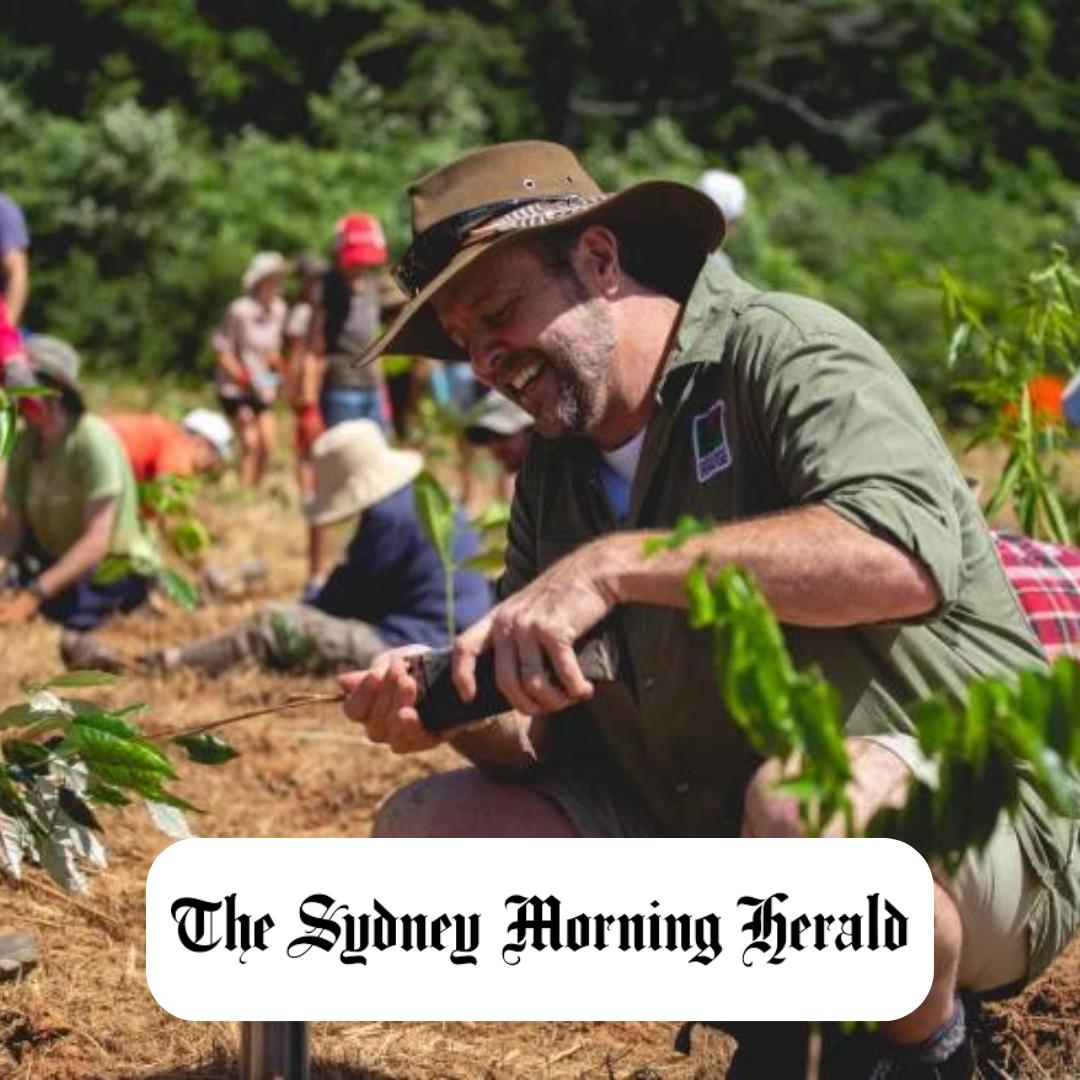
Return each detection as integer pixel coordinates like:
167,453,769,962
108,409,233,484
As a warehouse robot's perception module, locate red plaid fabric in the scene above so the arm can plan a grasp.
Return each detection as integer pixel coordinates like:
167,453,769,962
993,531,1080,660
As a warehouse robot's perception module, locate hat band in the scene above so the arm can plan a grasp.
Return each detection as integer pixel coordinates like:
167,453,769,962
393,193,600,298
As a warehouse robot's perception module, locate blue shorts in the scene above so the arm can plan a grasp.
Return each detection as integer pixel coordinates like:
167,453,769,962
320,386,386,430
17,533,149,631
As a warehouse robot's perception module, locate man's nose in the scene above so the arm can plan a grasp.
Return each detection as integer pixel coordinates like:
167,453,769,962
467,328,504,383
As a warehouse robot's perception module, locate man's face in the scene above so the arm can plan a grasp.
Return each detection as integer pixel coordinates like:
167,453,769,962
433,240,618,440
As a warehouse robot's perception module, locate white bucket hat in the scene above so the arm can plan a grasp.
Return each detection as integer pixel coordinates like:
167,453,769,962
697,169,747,225
182,408,234,460
242,251,290,292
306,420,423,525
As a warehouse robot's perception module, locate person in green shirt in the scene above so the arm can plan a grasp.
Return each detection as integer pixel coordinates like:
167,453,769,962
0,335,157,631
337,142,1079,1077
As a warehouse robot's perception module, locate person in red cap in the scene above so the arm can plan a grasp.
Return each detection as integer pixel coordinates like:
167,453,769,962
301,212,391,599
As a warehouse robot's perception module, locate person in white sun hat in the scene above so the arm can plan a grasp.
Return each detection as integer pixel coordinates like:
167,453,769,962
697,168,747,271
107,407,232,486
211,250,289,487
71,420,492,676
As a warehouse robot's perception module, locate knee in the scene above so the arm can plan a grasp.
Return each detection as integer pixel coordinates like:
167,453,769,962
742,758,803,838
933,883,963,973
372,774,465,838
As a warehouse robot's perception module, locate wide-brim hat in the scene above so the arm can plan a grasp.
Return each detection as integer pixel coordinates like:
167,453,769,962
243,251,290,292
358,140,725,366
25,335,82,400
306,418,423,526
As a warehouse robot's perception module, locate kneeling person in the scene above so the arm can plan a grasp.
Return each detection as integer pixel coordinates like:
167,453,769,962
117,420,490,675
0,336,158,629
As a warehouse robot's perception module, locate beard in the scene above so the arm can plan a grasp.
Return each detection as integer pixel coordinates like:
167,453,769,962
523,295,617,439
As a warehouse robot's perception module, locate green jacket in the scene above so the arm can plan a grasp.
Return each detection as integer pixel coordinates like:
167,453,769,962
502,262,1078,978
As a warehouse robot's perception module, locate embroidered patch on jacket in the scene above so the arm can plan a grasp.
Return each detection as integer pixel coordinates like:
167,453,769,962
692,399,732,482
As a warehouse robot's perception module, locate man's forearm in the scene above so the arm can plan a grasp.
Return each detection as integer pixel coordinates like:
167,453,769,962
599,503,939,627
449,710,547,778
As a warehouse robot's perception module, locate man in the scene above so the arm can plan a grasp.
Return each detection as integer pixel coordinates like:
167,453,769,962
109,408,232,484
339,142,1079,1076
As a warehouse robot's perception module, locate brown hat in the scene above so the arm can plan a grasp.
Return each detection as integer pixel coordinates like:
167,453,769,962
359,140,725,366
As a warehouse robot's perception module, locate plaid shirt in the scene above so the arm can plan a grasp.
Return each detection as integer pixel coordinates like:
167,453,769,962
994,531,1080,661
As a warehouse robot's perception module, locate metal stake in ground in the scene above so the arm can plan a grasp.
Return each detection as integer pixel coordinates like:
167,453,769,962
240,1020,310,1080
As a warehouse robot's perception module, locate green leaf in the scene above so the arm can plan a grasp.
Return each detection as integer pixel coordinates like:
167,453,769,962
157,567,201,610
168,519,211,561
94,555,135,585
85,783,131,807
2,739,50,769
58,726,175,779
412,470,456,567
44,670,120,689
461,550,506,574
643,514,712,556
73,711,139,740
0,703,38,730
172,733,238,766
0,407,10,461
470,502,511,531
685,562,716,628
59,787,103,832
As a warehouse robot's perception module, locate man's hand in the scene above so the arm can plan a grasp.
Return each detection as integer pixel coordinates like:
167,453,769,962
339,645,441,754
0,589,39,626
452,539,622,716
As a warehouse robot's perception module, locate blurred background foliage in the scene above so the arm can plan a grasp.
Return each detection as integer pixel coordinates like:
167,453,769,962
1,0,1079,395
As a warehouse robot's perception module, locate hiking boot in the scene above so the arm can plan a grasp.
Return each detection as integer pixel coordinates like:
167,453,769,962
819,1022,976,1080
0,932,39,982
59,631,126,674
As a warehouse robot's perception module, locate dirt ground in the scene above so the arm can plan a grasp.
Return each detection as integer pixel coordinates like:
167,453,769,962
0,446,1078,1078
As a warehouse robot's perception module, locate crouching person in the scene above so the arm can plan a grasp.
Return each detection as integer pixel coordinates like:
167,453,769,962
338,142,1080,1078
0,336,157,631
82,420,491,675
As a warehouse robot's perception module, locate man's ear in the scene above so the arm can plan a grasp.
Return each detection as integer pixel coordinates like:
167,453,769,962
573,225,621,296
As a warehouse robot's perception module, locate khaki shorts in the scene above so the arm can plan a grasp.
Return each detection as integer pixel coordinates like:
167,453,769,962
532,733,1043,995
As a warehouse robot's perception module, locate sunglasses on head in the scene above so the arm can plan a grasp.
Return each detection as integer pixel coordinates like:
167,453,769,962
392,194,587,298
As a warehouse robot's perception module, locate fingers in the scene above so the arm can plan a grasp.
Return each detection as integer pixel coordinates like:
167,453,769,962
453,597,597,717
339,647,437,755
452,616,492,703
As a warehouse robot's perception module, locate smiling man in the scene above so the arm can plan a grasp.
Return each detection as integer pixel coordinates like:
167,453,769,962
339,142,1079,1078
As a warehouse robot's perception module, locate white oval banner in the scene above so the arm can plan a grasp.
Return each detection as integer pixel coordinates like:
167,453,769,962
146,837,934,1021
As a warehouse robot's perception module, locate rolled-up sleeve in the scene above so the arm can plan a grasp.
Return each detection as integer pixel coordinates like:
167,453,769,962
746,329,963,613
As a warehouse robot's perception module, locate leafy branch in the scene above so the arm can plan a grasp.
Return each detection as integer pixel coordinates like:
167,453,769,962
0,671,235,893
413,470,510,638
651,524,1080,871
942,245,1080,543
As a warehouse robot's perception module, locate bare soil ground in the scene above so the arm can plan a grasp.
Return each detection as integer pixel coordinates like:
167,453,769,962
0,449,1078,1078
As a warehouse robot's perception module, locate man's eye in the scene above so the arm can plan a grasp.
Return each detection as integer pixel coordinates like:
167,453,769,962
484,301,513,326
